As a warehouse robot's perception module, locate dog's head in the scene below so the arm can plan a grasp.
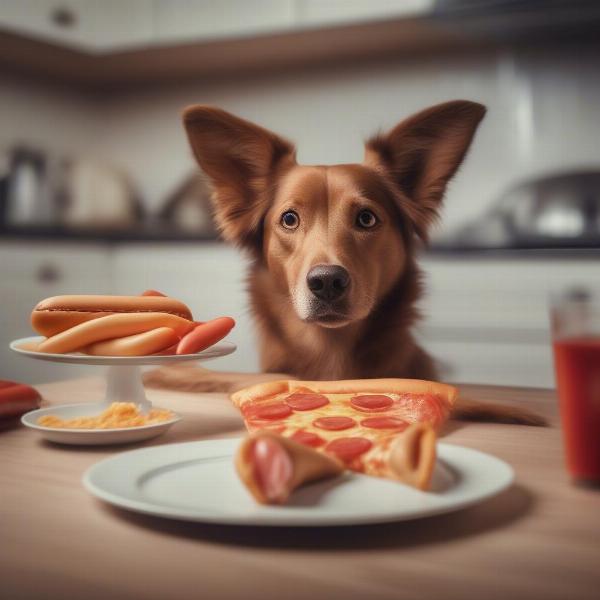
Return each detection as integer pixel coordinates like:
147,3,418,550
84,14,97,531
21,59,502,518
183,101,485,328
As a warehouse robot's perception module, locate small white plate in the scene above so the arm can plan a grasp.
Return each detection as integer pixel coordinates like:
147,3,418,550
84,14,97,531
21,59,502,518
10,336,236,365
21,403,181,445
83,438,514,527
12,335,236,445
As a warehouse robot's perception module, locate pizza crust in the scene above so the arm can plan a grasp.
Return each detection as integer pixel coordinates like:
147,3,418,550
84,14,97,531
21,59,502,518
231,378,458,409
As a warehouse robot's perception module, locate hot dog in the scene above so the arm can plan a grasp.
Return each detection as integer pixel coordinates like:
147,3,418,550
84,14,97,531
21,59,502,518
85,327,180,357
31,295,193,337
235,431,344,504
0,380,41,419
176,317,235,355
37,312,195,354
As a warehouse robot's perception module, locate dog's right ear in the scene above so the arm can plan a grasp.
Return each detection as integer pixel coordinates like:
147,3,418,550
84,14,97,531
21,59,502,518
183,106,296,249
364,100,486,242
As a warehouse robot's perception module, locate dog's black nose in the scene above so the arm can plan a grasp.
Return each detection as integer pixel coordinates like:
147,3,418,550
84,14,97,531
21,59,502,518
307,265,350,302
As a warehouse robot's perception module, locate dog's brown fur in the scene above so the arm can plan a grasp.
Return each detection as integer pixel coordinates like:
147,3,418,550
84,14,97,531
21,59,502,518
145,101,545,426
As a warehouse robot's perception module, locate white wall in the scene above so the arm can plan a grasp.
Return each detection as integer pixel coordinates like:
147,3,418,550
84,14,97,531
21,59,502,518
2,42,599,234
0,75,101,158
92,42,600,235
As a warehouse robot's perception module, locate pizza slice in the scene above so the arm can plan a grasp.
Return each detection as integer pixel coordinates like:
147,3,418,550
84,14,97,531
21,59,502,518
231,378,457,504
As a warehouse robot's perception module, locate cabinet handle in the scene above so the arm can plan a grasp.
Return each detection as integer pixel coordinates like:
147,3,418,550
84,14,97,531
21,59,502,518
37,263,61,283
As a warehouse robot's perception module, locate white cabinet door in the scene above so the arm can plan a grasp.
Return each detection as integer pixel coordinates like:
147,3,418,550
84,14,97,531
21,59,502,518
0,0,154,51
112,243,258,372
153,0,294,44
418,256,600,388
0,242,112,384
297,0,432,27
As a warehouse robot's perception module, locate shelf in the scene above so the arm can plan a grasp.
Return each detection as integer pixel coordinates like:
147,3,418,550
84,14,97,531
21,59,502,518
0,224,219,244
0,17,484,90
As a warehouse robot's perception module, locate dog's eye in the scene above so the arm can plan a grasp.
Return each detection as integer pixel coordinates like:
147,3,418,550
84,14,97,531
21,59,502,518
356,209,378,229
281,211,300,230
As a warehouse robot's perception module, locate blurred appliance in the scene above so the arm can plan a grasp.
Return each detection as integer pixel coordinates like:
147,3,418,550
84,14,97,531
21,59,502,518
59,159,144,228
4,146,55,226
158,172,218,237
435,170,600,250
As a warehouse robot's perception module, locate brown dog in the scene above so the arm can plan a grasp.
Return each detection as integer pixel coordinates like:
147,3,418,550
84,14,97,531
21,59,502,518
146,101,543,425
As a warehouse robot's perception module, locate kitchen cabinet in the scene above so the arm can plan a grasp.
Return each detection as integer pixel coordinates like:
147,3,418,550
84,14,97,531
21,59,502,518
0,241,112,383
0,0,154,51
111,243,258,373
3,238,598,388
0,240,257,383
418,256,600,388
297,0,432,27
0,0,431,52
154,0,295,45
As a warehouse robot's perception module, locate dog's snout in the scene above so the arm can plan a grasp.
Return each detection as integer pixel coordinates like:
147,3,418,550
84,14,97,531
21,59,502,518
307,264,350,302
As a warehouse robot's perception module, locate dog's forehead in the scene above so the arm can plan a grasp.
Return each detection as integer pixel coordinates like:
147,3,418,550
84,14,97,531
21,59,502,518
276,164,392,208
275,166,327,204
326,164,392,204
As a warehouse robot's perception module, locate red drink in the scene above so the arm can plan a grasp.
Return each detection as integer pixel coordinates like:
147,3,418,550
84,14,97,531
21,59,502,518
553,336,600,483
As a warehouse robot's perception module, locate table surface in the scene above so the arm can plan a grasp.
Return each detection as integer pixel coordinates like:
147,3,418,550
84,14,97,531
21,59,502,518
1,379,599,600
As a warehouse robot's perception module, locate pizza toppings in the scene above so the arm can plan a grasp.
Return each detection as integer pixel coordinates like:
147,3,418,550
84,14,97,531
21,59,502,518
290,430,326,448
350,394,393,412
325,437,373,462
313,416,356,431
285,392,329,411
247,402,293,421
231,378,458,504
251,437,293,503
361,416,408,430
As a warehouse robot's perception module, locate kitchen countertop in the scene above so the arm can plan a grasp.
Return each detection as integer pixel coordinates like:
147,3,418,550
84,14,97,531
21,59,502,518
1,379,599,600
1,224,600,257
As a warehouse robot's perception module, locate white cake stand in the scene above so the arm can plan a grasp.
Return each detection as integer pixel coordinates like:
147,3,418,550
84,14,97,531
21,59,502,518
10,336,236,445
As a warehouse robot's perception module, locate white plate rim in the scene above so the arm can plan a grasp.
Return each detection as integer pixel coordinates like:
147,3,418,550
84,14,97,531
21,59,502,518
21,403,182,434
10,336,236,365
82,438,514,527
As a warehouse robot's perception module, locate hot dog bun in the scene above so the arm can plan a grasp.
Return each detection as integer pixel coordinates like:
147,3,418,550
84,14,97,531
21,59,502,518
37,312,195,354
31,295,193,337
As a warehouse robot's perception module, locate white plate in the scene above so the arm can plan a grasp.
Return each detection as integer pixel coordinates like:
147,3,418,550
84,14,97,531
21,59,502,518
83,438,514,527
10,336,236,365
13,335,236,445
21,403,181,445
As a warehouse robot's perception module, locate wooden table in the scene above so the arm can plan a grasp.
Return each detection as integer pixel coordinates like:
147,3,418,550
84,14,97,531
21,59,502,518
1,379,599,600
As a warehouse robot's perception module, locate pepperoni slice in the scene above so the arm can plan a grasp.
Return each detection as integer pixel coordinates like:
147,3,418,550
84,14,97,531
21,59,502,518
285,392,329,411
350,394,393,412
361,416,408,430
325,437,373,462
313,416,356,431
290,430,326,448
251,402,293,420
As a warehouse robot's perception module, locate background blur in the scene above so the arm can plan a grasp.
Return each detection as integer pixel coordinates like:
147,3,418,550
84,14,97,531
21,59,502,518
1,0,599,386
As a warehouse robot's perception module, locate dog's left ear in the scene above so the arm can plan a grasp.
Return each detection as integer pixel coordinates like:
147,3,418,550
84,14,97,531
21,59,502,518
365,100,486,241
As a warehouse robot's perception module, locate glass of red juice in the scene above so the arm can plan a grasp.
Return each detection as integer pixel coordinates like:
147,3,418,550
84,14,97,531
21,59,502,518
551,292,600,484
